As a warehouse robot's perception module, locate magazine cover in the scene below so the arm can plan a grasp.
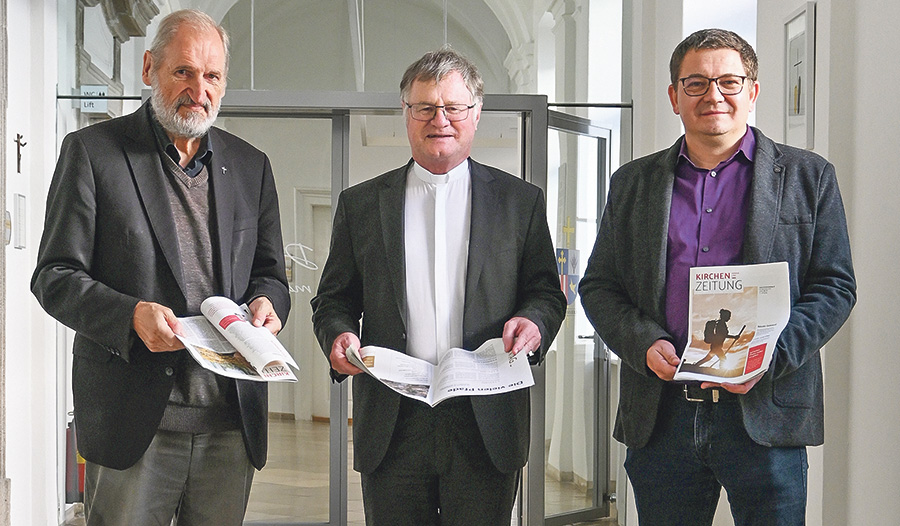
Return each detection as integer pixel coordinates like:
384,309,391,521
674,262,791,383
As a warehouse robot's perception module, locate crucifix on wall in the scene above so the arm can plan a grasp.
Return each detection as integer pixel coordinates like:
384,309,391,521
15,134,26,173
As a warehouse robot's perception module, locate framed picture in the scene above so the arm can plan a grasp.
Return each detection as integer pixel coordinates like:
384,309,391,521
784,2,816,149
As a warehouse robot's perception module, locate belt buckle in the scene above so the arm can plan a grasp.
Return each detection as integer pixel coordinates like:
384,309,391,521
683,385,719,403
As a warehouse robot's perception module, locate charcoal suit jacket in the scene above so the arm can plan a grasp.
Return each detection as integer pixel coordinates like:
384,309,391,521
311,158,567,474
579,127,856,448
32,102,290,470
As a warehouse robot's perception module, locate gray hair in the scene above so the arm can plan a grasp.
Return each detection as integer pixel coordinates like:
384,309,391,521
669,28,758,86
400,46,484,104
149,9,230,74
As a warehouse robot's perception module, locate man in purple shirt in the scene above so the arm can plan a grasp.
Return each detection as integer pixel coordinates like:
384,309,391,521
579,29,855,524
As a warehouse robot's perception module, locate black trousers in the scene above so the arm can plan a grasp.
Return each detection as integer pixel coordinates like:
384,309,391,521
360,397,519,526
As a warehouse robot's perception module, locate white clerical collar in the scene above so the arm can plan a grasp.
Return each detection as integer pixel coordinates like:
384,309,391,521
411,159,470,185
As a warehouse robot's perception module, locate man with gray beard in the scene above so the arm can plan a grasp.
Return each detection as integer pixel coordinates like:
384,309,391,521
31,9,289,526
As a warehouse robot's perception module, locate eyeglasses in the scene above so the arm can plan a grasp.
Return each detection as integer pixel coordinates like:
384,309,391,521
678,75,748,97
404,102,476,122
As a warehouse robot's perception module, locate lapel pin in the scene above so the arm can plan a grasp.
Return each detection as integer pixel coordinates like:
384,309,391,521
222,166,228,175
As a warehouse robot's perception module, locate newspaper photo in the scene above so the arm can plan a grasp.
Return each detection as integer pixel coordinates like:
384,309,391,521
673,262,791,384
176,296,298,382
346,337,534,406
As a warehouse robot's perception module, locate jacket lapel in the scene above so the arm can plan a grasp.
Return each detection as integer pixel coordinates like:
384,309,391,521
465,159,499,306
647,143,679,317
124,105,187,296
208,128,235,297
743,128,784,264
378,164,410,324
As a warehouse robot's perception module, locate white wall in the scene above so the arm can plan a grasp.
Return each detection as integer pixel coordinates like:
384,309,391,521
759,0,900,523
5,0,62,524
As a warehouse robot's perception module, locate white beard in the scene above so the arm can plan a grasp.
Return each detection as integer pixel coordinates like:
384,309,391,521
150,83,219,139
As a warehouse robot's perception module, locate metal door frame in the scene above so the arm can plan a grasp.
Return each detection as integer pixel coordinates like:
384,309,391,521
537,110,613,526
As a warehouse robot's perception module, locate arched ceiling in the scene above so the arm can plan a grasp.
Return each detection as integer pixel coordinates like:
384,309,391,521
152,0,529,93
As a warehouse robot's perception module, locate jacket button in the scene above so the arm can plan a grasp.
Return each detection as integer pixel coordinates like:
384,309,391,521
165,367,174,376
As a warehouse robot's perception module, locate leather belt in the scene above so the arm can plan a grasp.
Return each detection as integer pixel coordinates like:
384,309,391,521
672,383,737,403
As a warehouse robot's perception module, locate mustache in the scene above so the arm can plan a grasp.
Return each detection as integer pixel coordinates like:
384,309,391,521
175,95,211,113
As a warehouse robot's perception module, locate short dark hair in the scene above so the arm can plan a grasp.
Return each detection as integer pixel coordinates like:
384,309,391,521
400,46,484,104
669,28,758,86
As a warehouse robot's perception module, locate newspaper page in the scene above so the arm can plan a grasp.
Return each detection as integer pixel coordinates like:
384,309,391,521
177,296,298,382
346,338,534,406
673,262,791,383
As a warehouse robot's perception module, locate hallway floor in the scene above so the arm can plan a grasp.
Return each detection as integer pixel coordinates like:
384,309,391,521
65,418,616,525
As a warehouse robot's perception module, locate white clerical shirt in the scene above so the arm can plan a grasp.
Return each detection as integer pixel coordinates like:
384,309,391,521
403,160,472,364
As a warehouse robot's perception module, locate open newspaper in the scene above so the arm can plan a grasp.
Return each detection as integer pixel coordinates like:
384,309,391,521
673,262,791,384
176,296,298,382
346,337,533,407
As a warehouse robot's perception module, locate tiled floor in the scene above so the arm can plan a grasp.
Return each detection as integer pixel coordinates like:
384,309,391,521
65,418,616,525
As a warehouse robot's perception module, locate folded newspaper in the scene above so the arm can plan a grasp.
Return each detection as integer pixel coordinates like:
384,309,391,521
346,337,534,407
176,296,298,382
673,262,791,384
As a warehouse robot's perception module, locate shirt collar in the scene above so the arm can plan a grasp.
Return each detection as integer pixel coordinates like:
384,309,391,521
147,103,214,177
677,125,755,169
411,159,470,185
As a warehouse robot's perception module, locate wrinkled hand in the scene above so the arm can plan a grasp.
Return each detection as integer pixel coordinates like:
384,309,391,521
329,332,364,376
248,296,282,335
133,301,184,353
646,339,680,381
701,372,763,394
502,316,541,356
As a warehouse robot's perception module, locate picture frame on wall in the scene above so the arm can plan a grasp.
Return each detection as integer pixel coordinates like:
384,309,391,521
784,2,816,149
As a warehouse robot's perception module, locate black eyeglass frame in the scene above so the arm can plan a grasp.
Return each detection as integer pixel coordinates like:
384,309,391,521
403,102,478,122
677,75,749,97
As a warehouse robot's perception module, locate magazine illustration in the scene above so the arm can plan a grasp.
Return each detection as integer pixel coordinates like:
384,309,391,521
674,262,790,383
346,337,534,407
176,296,298,382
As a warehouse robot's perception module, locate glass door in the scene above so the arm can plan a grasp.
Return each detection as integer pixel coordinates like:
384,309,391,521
217,92,610,526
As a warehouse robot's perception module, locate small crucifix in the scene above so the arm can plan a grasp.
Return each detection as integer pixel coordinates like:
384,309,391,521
14,134,27,174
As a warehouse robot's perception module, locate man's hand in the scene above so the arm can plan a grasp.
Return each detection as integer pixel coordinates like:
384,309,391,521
133,301,184,353
646,339,680,381
502,316,541,356
248,296,282,335
329,332,364,376
701,373,763,394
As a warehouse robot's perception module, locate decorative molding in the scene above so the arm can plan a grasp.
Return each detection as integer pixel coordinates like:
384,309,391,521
87,0,160,42
504,42,536,93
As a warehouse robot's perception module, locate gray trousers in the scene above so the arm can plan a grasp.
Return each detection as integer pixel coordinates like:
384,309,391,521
83,429,254,526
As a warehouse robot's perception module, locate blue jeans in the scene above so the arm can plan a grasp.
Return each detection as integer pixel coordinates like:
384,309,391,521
624,390,808,526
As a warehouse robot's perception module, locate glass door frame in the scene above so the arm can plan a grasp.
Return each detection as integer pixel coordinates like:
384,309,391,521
218,91,609,526
538,110,613,526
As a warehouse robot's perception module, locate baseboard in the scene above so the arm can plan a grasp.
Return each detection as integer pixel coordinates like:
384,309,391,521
311,415,352,425
1,478,10,526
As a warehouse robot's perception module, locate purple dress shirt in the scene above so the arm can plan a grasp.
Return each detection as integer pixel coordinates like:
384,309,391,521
665,127,755,353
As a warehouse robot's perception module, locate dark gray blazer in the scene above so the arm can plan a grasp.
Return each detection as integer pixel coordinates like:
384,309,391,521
579,127,856,448
31,103,290,470
311,159,567,474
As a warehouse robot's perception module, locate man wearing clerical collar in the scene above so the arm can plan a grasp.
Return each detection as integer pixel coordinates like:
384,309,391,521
312,48,566,524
